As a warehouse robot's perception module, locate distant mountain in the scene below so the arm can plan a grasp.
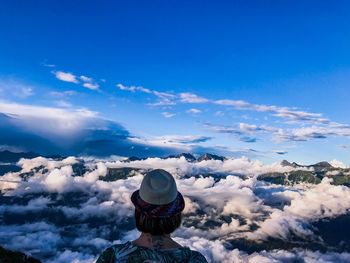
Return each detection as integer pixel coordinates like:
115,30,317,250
0,150,40,163
122,156,145,162
123,153,225,163
164,153,197,162
259,160,350,186
0,246,41,263
281,160,300,168
197,153,226,162
281,159,333,171
311,161,333,172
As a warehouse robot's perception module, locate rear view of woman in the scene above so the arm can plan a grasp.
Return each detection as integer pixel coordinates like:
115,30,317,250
96,169,208,263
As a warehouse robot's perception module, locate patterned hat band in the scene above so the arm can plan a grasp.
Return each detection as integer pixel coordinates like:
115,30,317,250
131,190,185,218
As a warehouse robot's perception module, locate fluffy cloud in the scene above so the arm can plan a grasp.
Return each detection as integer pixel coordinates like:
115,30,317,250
330,159,348,169
53,71,79,84
0,101,98,136
53,71,99,90
82,82,99,90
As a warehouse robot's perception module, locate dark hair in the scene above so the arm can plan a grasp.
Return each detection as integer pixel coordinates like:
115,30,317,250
135,209,182,235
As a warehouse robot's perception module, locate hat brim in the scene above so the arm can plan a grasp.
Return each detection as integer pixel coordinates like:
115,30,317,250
131,190,185,218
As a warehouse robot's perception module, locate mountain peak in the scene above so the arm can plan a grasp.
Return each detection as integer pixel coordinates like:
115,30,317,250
281,160,292,166
197,153,226,162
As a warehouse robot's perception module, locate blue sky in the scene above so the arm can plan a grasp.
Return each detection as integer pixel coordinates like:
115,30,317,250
0,0,350,164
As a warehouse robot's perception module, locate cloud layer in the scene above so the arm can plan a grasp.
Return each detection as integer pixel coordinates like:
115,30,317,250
1,156,350,262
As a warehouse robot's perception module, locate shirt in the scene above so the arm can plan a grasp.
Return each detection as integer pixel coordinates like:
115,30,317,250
96,241,208,263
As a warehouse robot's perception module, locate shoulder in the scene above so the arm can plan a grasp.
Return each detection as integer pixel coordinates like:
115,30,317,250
188,249,208,263
96,242,138,263
96,246,115,263
173,247,208,263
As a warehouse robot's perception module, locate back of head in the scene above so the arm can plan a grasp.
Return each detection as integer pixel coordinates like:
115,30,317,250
131,169,185,235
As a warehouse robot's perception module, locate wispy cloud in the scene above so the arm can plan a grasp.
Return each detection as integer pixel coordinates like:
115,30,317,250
117,84,176,106
79,76,93,83
214,111,225,117
49,90,77,97
0,78,35,99
207,121,350,143
129,135,212,150
275,124,350,142
41,60,56,68
180,92,208,103
214,99,329,124
204,123,258,143
116,83,151,93
55,100,72,108
339,144,350,150
162,112,176,118
186,108,202,115
116,85,332,126
204,123,242,135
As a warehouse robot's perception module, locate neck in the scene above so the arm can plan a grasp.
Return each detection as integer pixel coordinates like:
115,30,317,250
133,232,182,250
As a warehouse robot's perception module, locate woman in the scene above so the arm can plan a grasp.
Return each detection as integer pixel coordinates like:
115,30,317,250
96,169,208,263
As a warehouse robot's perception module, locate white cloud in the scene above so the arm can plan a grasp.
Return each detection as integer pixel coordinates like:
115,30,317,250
214,111,224,117
0,78,35,99
80,75,93,83
53,71,99,90
117,84,175,106
17,87,34,98
239,123,260,133
187,108,202,114
41,61,56,68
204,123,241,135
55,100,72,108
53,71,79,84
49,90,77,97
330,159,348,169
0,101,98,136
162,112,176,118
214,99,330,125
128,135,211,150
275,124,350,142
249,177,350,241
180,93,208,103
207,121,350,143
116,83,151,93
83,82,100,90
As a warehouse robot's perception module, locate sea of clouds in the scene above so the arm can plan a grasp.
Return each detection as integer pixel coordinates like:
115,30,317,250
1,156,350,262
